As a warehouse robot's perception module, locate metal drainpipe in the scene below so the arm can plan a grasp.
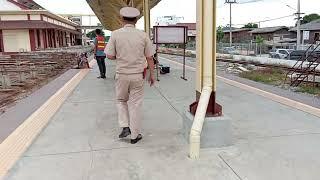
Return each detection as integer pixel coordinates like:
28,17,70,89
189,87,212,159
189,0,216,159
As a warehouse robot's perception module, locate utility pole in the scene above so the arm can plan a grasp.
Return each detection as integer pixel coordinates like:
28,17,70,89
296,0,303,50
225,0,237,47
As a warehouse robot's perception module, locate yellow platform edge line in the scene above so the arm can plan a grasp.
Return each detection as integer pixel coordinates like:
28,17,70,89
159,57,320,118
0,61,95,179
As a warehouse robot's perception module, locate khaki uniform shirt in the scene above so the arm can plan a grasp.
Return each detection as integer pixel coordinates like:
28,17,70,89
106,24,155,74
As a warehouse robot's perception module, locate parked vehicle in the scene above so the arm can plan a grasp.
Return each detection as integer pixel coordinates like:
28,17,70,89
269,49,294,59
289,50,305,60
290,50,320,61
221,47,237,55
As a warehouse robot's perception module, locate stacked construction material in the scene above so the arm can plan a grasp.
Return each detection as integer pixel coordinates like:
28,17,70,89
0,46,93,89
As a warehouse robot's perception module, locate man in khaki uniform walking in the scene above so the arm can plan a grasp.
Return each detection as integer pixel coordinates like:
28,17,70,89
106,7,155,144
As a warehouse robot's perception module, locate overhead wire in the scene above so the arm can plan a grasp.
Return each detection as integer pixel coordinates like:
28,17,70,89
233,14,295,26
218,0,296,27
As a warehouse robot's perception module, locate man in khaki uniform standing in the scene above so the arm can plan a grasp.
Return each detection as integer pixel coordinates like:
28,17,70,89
106,7,155,144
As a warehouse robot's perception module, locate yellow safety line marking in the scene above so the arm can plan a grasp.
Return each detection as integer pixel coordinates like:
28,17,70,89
0,60,96,179
159,57,320,118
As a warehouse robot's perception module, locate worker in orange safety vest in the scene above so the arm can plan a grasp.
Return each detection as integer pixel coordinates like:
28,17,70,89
94,29,107,79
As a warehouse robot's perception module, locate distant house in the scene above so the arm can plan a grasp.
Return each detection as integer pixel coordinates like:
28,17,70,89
176,23,196,39
290,19,320,44
175,23,196,48
223,28,252,43
250,26,295,42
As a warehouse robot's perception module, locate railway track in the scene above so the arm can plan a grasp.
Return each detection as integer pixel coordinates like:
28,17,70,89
158,52,320,76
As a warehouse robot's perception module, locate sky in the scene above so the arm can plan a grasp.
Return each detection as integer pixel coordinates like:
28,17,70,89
34,0,320,31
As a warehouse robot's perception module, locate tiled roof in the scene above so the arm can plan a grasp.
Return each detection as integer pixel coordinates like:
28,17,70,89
290,19,320,31
18,0,44,9
175,23,196,30
223,28,253,33
250,26,288,34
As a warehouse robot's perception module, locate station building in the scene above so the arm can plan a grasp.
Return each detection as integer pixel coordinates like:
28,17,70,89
0,0,81,54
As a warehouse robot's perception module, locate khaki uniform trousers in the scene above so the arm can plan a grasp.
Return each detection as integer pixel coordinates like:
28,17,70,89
115,73,144,139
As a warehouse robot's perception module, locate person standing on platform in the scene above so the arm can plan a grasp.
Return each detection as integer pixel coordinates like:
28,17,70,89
94,29,107,79
106,7,155,144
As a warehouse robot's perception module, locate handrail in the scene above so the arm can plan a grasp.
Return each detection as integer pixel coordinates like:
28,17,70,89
290,43,320,86
286,43,314,75
291,56,320,86
284,41,319,84
296,41,317,62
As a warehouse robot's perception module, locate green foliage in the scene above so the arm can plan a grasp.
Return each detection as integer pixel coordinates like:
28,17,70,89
301,13,320,24
296,85,320,95
217,26,224,42
240,68,285,85
240,68,320,96
243,23,258,28
86,30,105,40
255,35,264,44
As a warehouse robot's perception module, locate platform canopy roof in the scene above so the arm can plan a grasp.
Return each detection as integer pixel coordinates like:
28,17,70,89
86,0,161,31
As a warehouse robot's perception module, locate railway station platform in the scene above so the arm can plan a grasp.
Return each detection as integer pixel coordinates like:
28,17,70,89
2,56,320,180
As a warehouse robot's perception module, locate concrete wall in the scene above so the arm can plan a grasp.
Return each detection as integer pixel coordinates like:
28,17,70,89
0,13,77,32
30,15,41,20
0,0,21,10
223,30,252,43
305,31,320,44
0,15,28,21
3,30,30,52
252,29,290,41
41,16,76,31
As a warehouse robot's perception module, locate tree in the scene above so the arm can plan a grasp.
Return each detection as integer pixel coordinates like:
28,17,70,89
243,23,258,28
86,30,105,40
255,35,264,56
217,26,224,42
301,13,320,24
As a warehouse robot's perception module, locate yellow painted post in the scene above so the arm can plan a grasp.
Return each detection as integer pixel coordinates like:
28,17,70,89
202,0,214,89
143,0,151,36
189,0,220,159
195,0,203,93
196,0,216,92
212,0,217,92
191,0,221,116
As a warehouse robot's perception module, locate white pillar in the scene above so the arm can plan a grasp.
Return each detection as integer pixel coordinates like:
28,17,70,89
190,0,219,159
196,0,217,93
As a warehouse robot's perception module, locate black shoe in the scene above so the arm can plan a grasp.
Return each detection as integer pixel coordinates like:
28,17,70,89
97,76,102,79
101,76,106,79
119,127,131,138
131,134,143,144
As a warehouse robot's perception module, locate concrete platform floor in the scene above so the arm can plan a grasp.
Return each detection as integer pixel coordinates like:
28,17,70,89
4,58,320,180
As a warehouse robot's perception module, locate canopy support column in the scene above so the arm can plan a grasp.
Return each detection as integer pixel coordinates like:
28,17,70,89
143,0,151,36
189,0,223,159
189,0,222,117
